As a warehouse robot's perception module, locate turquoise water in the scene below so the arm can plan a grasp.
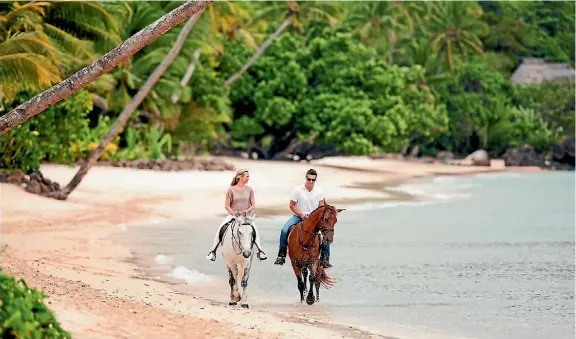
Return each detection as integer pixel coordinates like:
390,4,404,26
116,171,575,339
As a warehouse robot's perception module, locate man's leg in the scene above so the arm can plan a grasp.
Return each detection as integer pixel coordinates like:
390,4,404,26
274,215,302,265
320,243,332,268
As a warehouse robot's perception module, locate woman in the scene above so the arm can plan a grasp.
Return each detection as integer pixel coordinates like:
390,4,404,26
206,169,267,261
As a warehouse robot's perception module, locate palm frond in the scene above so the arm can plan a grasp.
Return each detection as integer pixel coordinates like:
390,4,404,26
0,53,61,102
43,23,95,61
0,31,56,57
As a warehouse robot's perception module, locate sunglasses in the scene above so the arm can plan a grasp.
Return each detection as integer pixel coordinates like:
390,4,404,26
306,177,316,182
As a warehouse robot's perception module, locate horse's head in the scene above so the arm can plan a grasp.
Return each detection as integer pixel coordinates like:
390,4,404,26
318,205,345,246
235,214,256,258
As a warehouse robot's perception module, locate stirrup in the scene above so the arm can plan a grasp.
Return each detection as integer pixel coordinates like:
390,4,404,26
274,256,285,265
206,251,216,261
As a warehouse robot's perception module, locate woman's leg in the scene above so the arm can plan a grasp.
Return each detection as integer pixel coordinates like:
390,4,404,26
206,215,234,261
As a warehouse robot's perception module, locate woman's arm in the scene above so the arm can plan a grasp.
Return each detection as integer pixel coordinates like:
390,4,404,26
245,189,255,215
225,190,235,215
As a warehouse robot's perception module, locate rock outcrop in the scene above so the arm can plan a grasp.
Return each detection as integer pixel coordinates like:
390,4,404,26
87,158,235,172
0,170,61,196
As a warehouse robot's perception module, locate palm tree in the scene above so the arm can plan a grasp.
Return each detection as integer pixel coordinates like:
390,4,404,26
0,1,61,104
224,0,342,87
0,1,130,108
0,0,212,136
346,0,418,64
49,10,206,200
427,1,489,71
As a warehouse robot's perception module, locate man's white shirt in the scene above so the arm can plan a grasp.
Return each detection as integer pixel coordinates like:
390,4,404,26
291,185,324,216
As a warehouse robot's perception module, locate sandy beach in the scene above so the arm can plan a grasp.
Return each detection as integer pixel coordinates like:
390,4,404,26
0,156,541,339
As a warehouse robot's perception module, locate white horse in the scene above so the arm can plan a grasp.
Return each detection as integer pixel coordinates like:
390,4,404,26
220,213,257,308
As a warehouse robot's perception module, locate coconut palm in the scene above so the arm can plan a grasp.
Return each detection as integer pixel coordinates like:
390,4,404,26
346,0,418,64
0,1,60,104
427,1,489,71
0,0,212,136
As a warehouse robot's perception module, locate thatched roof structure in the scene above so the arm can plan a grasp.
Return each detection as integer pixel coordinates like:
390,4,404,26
510,58,575,85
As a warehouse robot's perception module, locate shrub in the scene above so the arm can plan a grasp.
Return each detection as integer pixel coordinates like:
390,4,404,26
0,91,94,172
0,268,71,339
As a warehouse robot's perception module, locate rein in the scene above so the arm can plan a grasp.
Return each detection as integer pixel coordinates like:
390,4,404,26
229,218,254,255
297,205,336,249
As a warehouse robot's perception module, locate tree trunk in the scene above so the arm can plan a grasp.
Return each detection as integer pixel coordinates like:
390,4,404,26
171,48,201,104
0,0,212,136
48,12,204,200
224,13,294,88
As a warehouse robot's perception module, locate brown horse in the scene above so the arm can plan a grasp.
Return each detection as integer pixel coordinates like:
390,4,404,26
286,204,345,305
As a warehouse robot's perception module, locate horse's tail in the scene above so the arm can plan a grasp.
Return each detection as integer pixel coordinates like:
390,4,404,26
316,265,336,289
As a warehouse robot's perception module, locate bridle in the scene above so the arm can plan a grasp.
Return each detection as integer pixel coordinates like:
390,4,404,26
298,205,337,249
230,218,254,255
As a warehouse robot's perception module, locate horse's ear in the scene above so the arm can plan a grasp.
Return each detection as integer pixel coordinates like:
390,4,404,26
337,208,346,213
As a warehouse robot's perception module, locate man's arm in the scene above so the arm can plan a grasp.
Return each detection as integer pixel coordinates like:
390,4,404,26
289,188,306,219
290,200,305,219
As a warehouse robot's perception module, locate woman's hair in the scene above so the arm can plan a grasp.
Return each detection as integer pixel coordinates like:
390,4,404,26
231,168,248,186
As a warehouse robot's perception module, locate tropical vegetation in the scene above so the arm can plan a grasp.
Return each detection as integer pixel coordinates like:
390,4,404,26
0,0,574,172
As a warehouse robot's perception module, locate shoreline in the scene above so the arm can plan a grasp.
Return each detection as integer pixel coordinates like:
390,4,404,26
0,156,542,339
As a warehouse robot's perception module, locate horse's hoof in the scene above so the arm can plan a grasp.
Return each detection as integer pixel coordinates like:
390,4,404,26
241,304,249,309
306,297,315,305
229,301,237,306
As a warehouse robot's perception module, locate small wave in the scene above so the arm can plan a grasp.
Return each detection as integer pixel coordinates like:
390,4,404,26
154,254,173,265
167,266,213,284
433,193,472,200
474,172,522,179
345,200,439,212
433,176,458,183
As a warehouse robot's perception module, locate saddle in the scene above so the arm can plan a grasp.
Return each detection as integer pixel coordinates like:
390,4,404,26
218,218,256,245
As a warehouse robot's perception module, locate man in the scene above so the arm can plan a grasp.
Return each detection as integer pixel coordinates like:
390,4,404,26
273,168,332,268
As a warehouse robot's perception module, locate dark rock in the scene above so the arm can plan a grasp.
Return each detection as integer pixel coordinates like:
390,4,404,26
25,180,42,195
503,145,545,167
51,182,60,191
552,138,575,166
7,169,25,184
29,172,43,183
39,182,51,194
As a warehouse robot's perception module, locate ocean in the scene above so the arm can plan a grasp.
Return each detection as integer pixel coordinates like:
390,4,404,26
113,171,575,339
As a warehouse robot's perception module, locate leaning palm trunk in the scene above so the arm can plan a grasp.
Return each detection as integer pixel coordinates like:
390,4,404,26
224,13,294,88
171,48,201,104
0,0,212,136
48,11,205,200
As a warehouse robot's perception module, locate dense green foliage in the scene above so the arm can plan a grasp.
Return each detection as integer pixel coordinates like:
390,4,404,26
0,268,72,339
0,91,94,172
0,0,574,170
